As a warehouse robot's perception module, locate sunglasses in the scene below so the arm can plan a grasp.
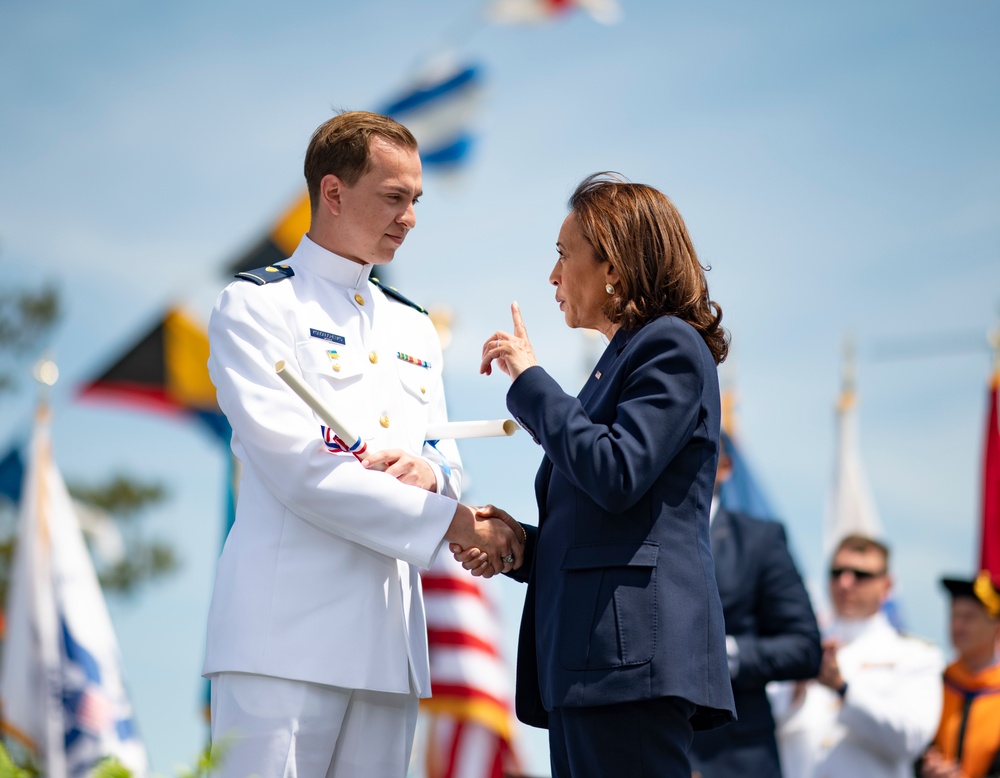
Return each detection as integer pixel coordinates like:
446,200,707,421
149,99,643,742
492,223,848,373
829,566,886,582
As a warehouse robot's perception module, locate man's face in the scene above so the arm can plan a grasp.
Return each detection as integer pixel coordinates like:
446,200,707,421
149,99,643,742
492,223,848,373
330,137,423,266
828,546,891,620
949,597,1000,660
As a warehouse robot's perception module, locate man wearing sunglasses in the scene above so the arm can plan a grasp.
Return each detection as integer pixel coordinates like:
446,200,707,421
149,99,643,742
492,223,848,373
774,534,943,778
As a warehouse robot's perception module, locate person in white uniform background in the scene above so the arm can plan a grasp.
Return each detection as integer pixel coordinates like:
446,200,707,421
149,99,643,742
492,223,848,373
203,111,524,778
773,534,943,778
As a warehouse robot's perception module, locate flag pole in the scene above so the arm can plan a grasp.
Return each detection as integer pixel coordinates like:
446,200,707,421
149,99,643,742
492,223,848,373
839,335,856,410
31,356,59,414
989,316,1000,382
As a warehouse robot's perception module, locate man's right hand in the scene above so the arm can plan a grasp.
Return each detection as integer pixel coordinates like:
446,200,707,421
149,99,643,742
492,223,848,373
918,748,963,778
445,503,523,578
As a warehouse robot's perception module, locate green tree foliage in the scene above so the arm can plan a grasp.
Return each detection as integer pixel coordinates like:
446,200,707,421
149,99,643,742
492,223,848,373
68,475,179,595
0,741,228,777
0,742,33,777
0,286,59,395
0,285,178,603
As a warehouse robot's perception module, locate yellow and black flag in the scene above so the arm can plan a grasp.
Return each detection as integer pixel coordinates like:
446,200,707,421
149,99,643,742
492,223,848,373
225,193,311,276
77,306,230,443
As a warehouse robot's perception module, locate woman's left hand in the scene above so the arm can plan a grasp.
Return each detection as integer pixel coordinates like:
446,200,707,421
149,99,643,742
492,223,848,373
480,301,538,381
451,504,525,577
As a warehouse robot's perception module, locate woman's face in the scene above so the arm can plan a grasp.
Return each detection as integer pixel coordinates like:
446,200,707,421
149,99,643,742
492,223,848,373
550,211,618,336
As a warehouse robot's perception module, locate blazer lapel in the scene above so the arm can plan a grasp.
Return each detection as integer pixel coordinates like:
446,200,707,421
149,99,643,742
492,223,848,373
578,328,634,407
534,457,554,525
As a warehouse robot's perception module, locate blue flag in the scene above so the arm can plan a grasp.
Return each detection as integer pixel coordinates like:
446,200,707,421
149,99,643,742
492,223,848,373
381,61,485,170
718,430,775,520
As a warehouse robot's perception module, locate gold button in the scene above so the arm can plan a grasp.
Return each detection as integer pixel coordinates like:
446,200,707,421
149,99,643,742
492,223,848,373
354,293,365,305
332,364,341,372
420,386,426,394
265,266,278,273
379,414,390,428
368,351,378,364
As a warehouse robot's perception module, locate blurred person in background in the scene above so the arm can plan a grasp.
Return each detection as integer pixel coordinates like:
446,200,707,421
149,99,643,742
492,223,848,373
454,172,736,777
917,572,1000,778
774,534,943,778
689,434,822,778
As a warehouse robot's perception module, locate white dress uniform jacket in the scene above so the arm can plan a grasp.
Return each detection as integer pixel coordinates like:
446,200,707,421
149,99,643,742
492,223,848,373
773,611,943,778
202,235,462,698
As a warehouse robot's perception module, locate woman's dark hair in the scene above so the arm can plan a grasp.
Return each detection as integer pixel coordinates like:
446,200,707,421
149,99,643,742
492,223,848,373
569,172,729,364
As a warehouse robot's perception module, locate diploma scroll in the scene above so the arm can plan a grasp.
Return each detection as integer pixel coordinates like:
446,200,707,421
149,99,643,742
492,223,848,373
274,360,369,461
424,419,519,440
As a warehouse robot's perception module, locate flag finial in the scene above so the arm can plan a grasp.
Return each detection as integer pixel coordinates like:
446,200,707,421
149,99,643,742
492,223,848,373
838,336,857,412
988,319,1000,390
32,356,58,421
32,357,58,388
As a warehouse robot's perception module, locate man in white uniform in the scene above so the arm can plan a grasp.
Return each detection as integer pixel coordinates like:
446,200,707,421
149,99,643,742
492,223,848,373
774,534,943,778
203,111,522,778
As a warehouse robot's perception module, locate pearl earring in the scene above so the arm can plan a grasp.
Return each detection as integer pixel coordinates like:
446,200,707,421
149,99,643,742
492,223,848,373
605,284,614,295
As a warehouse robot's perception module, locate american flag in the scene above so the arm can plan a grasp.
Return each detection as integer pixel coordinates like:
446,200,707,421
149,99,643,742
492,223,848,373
420,552,520,778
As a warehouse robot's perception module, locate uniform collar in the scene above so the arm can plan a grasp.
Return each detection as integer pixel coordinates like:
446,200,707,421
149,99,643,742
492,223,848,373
290,234,374,290
827,611,893,645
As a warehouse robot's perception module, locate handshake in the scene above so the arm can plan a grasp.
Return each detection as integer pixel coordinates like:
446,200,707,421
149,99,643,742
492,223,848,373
445,503,525,578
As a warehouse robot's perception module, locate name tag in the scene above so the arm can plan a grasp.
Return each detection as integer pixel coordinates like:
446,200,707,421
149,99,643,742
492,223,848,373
310,328,346,345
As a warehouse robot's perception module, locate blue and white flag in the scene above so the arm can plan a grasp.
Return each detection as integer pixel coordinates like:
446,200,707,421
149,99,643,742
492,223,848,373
381,60,485,170
718,430,776,520
0,407,147,777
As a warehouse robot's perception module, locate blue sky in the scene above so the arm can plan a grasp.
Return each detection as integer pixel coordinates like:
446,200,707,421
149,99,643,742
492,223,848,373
2,1,999,774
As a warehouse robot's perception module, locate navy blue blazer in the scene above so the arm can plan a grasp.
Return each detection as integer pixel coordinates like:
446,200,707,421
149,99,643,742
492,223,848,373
506,316,736,732
689,509,821,778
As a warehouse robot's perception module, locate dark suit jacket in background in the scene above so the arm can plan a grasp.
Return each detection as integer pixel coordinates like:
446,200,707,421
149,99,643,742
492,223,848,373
506,316,736,733
689,509,821,778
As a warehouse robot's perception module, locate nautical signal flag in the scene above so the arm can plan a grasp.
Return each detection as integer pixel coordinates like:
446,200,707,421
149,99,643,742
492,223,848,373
718,430,775,521
0,446,25,507
488,0,622,24
379,61,484,170
225,193,312,278
717,387,775,520
420,552,520,778
77,306,230,444
226,60,484,276
0,405,147,776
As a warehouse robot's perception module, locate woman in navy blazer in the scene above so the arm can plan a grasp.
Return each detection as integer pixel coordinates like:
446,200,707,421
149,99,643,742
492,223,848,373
456,173,737,777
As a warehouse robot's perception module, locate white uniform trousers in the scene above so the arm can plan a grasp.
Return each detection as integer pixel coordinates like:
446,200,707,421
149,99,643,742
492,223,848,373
209,672,419,778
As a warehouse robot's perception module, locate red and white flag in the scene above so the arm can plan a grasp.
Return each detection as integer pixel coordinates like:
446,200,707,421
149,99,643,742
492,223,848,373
488,0,621,25
420,552,520,778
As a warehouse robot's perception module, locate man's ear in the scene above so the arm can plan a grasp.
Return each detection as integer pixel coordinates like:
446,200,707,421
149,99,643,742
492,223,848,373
320,173,345,217
879,575,895,605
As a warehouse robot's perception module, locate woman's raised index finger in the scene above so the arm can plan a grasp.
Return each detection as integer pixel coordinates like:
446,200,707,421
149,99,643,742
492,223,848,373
511,301,528,338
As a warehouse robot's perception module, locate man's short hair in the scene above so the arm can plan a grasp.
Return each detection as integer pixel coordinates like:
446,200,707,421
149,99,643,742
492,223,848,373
833,534,891,569
304,111,418,214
